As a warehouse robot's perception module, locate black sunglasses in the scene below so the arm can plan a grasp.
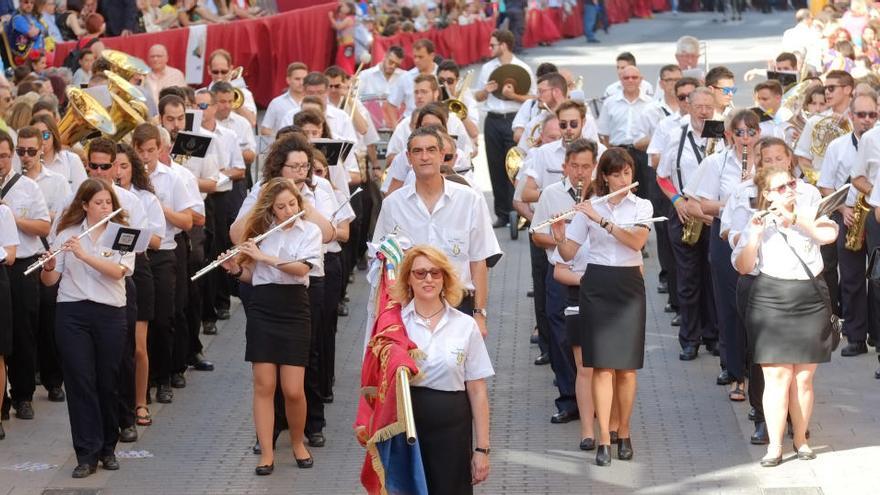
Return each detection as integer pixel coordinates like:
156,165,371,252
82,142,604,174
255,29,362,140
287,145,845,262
558,120,580,130
676,94,691,101
443,153,454,162
438,77,456,85
854,111,878,119
15,147,38,157
88,162,113,171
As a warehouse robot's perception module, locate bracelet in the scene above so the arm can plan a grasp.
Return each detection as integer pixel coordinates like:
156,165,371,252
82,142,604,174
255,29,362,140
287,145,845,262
474,447,491,455
671,194,682,205
599,217,608,228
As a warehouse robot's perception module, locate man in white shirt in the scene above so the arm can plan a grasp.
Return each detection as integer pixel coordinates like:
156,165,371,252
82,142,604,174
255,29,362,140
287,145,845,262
213,81,257,185
782,9,818,56
598,64,653,185
384,38,439,124
819,93,878,357
260,62,308,137
144,44,187,105
208,49,257,127
795,70,854,183
359,45,405,129
474,29,536,227
0,131,50,421
602,52,654,99
372,127,502,337
436,60,479,144
752,80,784,139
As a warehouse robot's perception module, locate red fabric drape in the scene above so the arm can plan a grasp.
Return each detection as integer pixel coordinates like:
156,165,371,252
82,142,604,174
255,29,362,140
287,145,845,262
606,0,630,24
522,8,562,48
53,28,190,73
652,0,670,11
277,0,334,12
632,0,654,18
561,3,585,38
371,19,494,71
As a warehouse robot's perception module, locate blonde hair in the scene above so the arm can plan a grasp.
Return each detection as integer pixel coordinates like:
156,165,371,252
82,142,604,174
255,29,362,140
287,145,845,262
240,177,304,264
755,166,791,211
390,245,465,307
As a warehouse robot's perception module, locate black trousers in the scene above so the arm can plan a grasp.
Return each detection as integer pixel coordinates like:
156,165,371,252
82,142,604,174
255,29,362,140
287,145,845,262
184,229,206,364
654,197,679,308
710,220,740,378
667,215,717,348
202,192,235,323
7,256,40,403
529,238,550,355
736,275,764,424
545,270,577,414
484,112,516,220
820,212,841,316
866,211,880,342
56,301,126,466
147,249,176,386
505,9,526,51
118,277,137,430
835,213,869,342
320,252,344,399
37,283,63,390
304,276,325,435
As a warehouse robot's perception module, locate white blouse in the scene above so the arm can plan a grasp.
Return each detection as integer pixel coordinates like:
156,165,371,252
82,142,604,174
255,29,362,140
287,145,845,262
565,192,653,267
0,204,20,261
403,301,494,392
250,220,323,287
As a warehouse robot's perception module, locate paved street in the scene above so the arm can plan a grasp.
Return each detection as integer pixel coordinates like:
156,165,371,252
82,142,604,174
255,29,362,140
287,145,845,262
3,10,880,495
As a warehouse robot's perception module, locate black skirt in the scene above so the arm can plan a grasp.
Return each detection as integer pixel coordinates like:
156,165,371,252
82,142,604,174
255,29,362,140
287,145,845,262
410,387,473,495
245,283,311,366
0,265,11,355
746,274,833,364
132,253,154,322
564,285,581,347
579,264,646,370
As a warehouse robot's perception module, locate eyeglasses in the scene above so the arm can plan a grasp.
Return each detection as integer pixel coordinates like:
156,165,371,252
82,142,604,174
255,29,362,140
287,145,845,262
41,130,51,140
210,69,229,75
676,93,692,101
443,153,454,162
283,163,310,171
15,147,38,157
411,268,443,280
714,86,738,96
854,111,879,119
438,77,456,86
824,84,842,93
328,83,343,89
734,128,758,137
88,162,113,171
558,120,580,130
771,179,797,194
621,76,640,81
196,102,210,110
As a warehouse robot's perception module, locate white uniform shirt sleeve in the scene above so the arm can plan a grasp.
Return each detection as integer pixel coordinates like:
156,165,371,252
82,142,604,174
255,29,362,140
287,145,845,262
463,321,495,381
0,205,19,248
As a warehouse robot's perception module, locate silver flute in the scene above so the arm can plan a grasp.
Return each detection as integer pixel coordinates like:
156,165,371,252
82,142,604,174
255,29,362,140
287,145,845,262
528,182,639,234
190,210,306,282
24,208,124,276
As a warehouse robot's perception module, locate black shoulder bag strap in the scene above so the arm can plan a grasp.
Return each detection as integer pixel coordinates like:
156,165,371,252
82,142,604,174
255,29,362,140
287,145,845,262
0,172,21,200
675,124,688,194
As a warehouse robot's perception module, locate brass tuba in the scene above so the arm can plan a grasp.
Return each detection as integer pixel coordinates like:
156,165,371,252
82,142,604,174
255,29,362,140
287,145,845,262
845,193,871,251
101,49,150,81
58,87,116,146
104,70,148,141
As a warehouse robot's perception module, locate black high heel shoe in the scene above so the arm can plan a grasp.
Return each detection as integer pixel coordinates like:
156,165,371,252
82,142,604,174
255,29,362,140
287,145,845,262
255,463,274,475
617,438,633,460
595,445,612,466
295,449,314,469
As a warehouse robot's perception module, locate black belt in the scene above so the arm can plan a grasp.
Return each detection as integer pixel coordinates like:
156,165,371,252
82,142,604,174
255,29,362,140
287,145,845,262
487,111,517,118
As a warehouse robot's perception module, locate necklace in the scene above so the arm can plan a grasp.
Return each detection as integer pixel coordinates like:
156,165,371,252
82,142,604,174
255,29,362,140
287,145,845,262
414,305,445,327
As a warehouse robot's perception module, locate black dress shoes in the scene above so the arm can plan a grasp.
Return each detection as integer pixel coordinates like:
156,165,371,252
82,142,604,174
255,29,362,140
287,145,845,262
255,463,274,475
119,425,138,443
679,345,699,361
72,463,97,478
48,387,66,402
579,438,596,451
170,373,186,389
534,353,550,365
0,422,5,440
670,314,681,326
748,407,757,422
595,445,612,466
704,341,720,356
308,432,325,447
14,401,34,420
657,281,669,294
617,438,633,460
750,422,769,445
716,369,733,385
841,341,868,357
492,218,508,228
190,354,215,371
202,321,217,335
337,302,349,317
156,384,173,403
550,410,579,424
216,308,231,320
663,303,676,313
100,455,119,470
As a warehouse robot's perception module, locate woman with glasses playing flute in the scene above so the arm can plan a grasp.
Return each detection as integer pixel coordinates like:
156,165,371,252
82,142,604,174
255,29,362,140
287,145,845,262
553,148,653,467
220,177,323,475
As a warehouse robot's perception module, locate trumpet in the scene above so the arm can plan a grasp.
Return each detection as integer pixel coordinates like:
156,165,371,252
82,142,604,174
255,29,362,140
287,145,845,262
444,69,475,120
528,182,639,233
24,208,124,276
190,210,305,282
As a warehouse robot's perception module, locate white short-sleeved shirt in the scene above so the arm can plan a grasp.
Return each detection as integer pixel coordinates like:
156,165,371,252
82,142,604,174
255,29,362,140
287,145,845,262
476,56,536,115
532,177,580,260
52,184,148,247
550,242,589,278
0,170,50,258
646,112,686,157
695,146,750,207
130,186,166,245
852,126,880,186
53,220,136,308
31,166,71,218
657,121,707,192
738,205,833,280
387,65,438,119
218,112,257,157
632,100,675,145
566,193,653,267
724,179,823,243
818,132,860,207
326,186,355,254
149,163,199,250
385,114,472,158
596,92,654,145
205,123,245,171
0,204,20,255
372,180,502,290
262,91,301,134
250,220,323,287
359,64,405,99
524,140,565,191
44,150,87,190
512,98,543,131
602,79,654,100
403,302,494,392
169,162,206,215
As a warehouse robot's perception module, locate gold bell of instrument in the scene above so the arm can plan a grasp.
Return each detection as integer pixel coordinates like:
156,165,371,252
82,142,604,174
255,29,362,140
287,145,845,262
231,87,245,109
445,98,467,120
810,114,852,158
105,70,148,107
59,87,117,146
104,70,148,141
845,193,871,251
505,147,524,184
228,66,244,81
101,49,150,81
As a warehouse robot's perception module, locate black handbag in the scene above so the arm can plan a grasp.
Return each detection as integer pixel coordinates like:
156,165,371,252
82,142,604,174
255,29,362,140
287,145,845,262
779,231,843,351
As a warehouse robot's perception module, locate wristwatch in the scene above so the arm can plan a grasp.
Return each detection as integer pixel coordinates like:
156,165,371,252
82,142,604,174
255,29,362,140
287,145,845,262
472,308,487,318
474,447,490,455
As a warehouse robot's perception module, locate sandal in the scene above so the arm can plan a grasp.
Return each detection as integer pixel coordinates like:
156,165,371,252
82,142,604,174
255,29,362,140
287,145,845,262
728,383,746,402
136,405,153,426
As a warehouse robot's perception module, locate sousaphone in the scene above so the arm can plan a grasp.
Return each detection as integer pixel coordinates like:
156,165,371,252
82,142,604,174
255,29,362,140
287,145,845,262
104,70,148,141
101,49,150,81
58,87,116,146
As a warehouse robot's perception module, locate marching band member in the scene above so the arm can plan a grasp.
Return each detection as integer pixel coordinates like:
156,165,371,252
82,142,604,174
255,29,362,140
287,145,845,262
531,138,597,427
0,201,18,440
517,72,598,156
752,81,785,139
817,91,878,357
291,104,359,198
734,166,838,467
372,127,502,337
325,66,370,137
511,62,559,145
694,109,761,394
602,52,654,99
656,87,717,362
795,70,854,181
437,60,480,144
114,143,167,430
220,177,323,475
0,130,50,422
358,47,405,118
555,147,653,466
29,115,87,190
474,29,535,228
39,179,135,478
384,39,439,124
208,49,257,126
858,107,880,367
261,62,309,137
383,104,463,193
214,81,257,182
706,66,737,117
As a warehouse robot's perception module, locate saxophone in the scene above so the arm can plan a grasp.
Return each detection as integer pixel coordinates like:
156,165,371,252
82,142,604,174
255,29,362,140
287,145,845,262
681,137,716,246
845,193,870,251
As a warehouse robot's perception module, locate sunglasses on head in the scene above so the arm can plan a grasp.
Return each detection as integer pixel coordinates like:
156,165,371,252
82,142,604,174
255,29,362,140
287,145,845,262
734,128,758,137
15,147,38,157
771,179,797,194
411,268,443,280
88,162,113,171
854,111,878,119
558,120,580,130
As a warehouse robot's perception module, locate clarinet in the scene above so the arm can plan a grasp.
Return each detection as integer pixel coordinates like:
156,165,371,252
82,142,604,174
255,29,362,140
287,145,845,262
575,179,584,202
741,145,749,181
